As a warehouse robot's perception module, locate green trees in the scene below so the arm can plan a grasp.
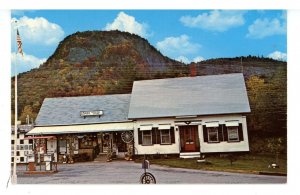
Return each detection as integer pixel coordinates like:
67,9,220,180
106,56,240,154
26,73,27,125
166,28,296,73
246,67,287,154
19,105,37,124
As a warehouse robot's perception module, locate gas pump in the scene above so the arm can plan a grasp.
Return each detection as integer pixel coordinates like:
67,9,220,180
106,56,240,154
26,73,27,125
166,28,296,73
27,154,36,171
44,153,54,171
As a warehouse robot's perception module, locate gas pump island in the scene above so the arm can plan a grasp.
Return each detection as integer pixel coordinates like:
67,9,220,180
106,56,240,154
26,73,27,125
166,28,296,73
24,136,58,174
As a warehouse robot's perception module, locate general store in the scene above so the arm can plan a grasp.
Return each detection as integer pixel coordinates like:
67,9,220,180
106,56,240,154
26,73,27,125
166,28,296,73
27,73,250,162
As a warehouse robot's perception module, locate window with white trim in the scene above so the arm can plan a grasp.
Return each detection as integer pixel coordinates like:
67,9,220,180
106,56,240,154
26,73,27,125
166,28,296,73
227,126,239,142
142,130,152,145
207,127,219,142
160,129,171,144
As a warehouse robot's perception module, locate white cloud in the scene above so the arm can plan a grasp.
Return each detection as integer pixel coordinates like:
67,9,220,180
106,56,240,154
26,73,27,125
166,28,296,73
11,52,46,75
104,12,150,37
267,51,287,61
11,16,64,45
180,10,246,32
175,56,190,64
156,35,201,58
193,56,205,63
247,18,286,39
175,55,205,64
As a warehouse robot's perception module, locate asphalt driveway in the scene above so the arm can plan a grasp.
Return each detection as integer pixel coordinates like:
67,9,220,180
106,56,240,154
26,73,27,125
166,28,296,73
16,161,286,184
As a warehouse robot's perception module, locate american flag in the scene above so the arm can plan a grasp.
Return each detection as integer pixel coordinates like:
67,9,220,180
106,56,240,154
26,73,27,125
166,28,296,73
16,29,23,56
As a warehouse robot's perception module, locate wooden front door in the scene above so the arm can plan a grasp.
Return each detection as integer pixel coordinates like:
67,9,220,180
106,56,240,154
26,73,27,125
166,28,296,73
180,125,199,152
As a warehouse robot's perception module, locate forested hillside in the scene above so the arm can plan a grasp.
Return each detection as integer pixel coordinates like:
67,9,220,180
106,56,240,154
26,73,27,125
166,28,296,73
11,30,287,152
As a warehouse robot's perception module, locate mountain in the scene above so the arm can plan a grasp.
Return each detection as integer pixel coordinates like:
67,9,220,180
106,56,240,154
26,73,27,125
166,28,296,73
11,30,286,145
11,30,187,122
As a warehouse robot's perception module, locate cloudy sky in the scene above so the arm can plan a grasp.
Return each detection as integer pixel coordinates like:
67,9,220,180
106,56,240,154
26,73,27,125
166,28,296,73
11,10,287,74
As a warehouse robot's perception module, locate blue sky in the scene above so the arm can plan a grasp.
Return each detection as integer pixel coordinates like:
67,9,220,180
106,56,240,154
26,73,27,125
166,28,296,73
11,10,287,74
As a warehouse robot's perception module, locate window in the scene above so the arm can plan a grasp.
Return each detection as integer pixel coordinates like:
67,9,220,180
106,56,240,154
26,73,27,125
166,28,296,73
29,145,32,150
20,140,24,144
227,126,239,142
20,145,24,150
29,139,33,144
11,157,14,162
16,145,20,150
160,129,171,144
59,139,67,154
207,127,219,142
20,157,24,162
16,151,20,156
11,140,14,144
142,130,152,145
25,145,28,150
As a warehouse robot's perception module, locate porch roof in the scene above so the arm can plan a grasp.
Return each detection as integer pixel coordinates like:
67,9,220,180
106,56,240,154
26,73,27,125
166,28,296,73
27,122,134,135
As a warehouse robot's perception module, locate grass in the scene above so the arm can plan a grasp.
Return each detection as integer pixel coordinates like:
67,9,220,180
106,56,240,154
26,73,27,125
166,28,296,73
145,154,287,175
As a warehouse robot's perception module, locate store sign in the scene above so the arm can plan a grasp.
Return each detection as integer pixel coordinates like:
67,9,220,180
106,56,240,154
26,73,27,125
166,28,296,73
80,110,103,117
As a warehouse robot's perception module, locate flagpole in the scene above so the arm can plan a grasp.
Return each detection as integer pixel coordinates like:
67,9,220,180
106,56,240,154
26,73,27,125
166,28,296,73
12,21,18,184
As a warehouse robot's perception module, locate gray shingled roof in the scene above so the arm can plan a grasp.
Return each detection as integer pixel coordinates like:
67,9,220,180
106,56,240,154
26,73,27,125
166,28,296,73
35,94,131,126
128,73,250,119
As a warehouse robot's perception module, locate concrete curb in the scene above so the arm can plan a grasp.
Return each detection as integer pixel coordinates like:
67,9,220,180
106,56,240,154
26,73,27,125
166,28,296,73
258,172,287,176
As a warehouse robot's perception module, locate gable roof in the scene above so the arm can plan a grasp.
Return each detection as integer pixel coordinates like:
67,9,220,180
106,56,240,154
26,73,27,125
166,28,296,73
128,73,250,119
35,94,131,126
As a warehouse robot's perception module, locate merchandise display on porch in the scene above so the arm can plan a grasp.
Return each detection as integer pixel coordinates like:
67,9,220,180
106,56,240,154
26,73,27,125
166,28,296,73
66,135,76,164
121,131,134,143
121,131,134,161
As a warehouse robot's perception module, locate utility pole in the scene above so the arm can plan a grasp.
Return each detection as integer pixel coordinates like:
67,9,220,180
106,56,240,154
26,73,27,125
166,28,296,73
241,56,243,74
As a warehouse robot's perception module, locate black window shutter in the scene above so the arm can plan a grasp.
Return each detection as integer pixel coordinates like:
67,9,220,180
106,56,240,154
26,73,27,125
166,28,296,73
138,128,142,145
203,125,208,142
223,125,228,141
238,123,244,141
170,127,175,143
218,125,223,142
156,128,161,144
151,128,156,144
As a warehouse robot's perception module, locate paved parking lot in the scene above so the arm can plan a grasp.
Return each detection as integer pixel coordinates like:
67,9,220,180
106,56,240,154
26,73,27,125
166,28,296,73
16,161,286,184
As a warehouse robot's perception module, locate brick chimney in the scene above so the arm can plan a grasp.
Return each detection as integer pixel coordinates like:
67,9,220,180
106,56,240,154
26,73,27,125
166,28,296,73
190,62,197,77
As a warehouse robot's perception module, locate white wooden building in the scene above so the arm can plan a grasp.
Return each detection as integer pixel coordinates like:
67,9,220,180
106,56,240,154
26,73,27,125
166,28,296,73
27,73,251,161
128,73,250,158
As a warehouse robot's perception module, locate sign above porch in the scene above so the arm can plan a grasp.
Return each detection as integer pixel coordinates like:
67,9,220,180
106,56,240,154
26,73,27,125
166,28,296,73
80,110,103,118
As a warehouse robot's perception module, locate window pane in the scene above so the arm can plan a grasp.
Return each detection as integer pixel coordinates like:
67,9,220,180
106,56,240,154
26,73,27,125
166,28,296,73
59,140,67,154
143,136,152,145
142,130,152,145
208,127,219,142
227,127,239,141
161,130,170,144
161,135,170,144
